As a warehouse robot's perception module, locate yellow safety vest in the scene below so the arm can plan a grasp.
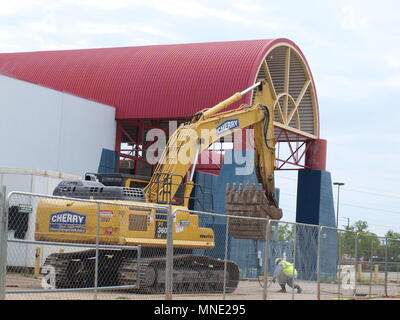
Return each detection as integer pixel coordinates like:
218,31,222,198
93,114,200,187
279,261,297,276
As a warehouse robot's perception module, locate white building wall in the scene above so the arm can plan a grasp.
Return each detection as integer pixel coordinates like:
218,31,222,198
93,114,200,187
0,74,117,269
1,169,83,268
0,168,80,195
0,74,116,176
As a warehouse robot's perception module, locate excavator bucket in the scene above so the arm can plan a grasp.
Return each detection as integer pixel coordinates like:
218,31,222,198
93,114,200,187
225,183,283,240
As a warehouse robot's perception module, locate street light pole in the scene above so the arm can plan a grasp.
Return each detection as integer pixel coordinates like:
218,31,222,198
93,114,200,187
333,182,345,229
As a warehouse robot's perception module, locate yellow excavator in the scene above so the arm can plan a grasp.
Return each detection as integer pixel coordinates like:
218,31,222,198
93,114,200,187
35,80,282,293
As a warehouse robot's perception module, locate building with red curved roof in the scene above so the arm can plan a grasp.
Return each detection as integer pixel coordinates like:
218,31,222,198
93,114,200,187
0,39,337,276
0,39,321,176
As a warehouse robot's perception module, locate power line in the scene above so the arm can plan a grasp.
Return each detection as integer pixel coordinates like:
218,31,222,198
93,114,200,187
277,202,399,235
280,192,400,215
277,184,400,233
280,192,296,197
278,201,400,235
341,203,400,215
342,187,400,200
276,176,400,201
276,175,297,181
368,224,400,230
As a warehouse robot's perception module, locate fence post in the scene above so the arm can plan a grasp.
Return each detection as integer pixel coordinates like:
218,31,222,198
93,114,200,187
94,202,100,300
223,216,230,300
354,232,359,296
262,219,270,300
369,238,373,296
373,265,379,284
337,229,342,299
0,186,7,300
292,224,297,301
357,264,363,281
316,226,322,300
34,247,42,279
384,238,388,297
165,206,174,300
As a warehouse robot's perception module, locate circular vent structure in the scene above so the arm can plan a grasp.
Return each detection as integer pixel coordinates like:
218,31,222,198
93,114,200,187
252,42,321,170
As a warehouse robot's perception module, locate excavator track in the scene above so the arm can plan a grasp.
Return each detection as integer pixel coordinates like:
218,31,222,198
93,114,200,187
42,251,240,294
118,255,240,294
41,249,122,288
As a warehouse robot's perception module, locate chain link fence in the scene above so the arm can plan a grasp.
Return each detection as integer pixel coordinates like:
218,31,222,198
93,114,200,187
0,189,399,300
1,191,168,300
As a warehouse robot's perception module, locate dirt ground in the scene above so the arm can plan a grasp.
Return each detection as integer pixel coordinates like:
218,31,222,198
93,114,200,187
4,273,400,300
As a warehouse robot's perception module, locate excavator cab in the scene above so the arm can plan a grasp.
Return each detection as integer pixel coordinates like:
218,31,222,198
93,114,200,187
84,172,209,209
84,173,150,188
83,172,188,206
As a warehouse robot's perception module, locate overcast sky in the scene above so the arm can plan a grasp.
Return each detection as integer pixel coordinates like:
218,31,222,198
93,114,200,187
1,0,399,236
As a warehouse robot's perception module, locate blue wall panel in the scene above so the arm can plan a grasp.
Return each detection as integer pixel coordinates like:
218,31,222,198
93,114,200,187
296,170,337,281
98,148,118,174
193,151,281,278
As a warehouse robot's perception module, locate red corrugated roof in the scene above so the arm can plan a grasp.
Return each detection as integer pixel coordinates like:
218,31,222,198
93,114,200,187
0,39,311,120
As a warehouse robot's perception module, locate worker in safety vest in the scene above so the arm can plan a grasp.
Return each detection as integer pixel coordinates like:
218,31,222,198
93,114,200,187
272,258,303,293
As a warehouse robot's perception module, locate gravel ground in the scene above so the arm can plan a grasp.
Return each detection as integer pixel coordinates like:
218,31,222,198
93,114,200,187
4,273,400,300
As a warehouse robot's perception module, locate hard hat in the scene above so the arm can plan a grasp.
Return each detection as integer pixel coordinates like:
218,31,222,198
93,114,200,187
275,258,282,265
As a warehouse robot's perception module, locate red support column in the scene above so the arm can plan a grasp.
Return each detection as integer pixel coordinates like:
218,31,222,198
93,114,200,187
115,121,122,172
304,139,327,171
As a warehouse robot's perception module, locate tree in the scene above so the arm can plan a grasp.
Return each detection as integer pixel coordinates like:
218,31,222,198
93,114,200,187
277,223,294,242
339,220,382,260
355,221,382,260
354,220,369,233
385,230,400,268
385,230,400,240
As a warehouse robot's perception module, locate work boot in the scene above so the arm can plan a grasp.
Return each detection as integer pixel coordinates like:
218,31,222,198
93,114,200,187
296,286,303,294
278,285,286,293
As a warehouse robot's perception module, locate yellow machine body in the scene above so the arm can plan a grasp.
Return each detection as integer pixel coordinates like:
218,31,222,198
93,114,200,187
35,199,214,249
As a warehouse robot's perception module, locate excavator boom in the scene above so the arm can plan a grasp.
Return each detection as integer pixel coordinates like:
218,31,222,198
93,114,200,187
144,81,282,239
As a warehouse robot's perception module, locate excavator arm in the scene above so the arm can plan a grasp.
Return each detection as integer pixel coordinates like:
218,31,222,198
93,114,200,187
144,81,283,229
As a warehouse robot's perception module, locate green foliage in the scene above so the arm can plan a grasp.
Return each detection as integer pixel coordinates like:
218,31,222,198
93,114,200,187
385,230,400,264
353,220,369,233
274,220,399,267
339,220,382,260
386,230,400,240
277,223,294,242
